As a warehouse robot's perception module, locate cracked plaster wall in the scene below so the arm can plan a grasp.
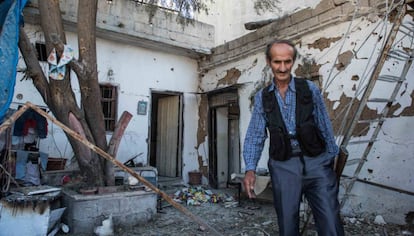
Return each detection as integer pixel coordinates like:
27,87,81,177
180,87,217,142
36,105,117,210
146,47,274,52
195,94,209,177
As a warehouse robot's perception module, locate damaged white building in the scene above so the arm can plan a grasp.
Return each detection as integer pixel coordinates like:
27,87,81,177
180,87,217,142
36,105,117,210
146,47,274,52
2,0,414,226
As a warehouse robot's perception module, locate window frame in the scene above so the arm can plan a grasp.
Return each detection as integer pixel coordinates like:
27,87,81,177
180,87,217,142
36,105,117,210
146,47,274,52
99,83,118,132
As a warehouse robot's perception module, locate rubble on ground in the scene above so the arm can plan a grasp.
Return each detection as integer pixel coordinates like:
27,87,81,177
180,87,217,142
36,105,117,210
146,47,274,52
114,186,410,236
56,186,412,236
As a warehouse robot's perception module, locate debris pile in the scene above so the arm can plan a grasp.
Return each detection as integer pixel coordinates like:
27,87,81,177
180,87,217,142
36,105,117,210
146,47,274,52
98,186,411,236
171,186,237,206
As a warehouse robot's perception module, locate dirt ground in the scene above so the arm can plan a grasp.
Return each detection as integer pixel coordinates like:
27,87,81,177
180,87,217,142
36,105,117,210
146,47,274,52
110,186,410,236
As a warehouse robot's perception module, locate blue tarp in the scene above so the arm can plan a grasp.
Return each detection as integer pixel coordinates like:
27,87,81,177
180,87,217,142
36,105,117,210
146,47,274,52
0,0,28,121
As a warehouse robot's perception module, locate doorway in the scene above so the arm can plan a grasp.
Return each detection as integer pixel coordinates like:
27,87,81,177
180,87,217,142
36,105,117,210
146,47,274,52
149,91,183,178
208,88,240,188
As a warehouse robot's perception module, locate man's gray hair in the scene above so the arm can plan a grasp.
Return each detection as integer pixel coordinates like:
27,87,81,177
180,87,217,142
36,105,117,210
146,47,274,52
265,39,297,61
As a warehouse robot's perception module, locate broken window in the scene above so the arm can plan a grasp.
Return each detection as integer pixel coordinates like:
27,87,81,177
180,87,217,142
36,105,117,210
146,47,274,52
100,84,118,132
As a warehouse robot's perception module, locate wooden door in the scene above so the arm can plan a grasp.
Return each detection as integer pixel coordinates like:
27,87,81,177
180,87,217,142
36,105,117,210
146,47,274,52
156,96,179,177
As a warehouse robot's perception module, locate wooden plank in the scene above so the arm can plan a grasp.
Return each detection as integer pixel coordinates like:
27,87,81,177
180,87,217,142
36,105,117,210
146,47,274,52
334,146,349,184
105,111,133,185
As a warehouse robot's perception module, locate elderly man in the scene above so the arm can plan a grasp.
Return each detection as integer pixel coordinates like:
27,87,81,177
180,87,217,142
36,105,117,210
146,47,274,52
243,39,344,236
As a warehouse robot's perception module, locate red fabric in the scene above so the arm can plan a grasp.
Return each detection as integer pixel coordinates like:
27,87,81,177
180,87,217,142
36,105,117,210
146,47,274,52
23,119,36,135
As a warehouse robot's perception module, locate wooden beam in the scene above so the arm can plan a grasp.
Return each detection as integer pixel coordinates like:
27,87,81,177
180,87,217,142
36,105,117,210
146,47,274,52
105,111,133,186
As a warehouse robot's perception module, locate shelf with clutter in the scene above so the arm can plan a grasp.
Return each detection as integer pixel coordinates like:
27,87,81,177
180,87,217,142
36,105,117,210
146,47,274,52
0,106,67,189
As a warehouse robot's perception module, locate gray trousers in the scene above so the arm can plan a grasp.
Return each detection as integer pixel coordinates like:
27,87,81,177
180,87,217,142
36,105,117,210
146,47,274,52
268,151,344,236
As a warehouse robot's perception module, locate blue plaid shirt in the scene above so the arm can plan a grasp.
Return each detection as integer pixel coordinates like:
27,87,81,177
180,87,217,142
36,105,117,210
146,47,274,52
243,77,339,171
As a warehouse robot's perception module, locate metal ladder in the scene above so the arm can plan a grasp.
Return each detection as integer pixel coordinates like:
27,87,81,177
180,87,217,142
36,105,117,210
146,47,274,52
339,2,413,207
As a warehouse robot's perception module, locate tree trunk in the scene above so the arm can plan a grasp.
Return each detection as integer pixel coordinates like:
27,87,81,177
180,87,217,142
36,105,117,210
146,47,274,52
76,0,111,185
18,0,108,186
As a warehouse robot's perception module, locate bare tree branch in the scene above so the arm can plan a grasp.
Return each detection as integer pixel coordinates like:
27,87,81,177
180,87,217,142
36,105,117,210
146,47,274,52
18,26,51,103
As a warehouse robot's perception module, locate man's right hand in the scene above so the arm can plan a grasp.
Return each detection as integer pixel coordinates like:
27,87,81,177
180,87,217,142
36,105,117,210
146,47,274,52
243,170,257,198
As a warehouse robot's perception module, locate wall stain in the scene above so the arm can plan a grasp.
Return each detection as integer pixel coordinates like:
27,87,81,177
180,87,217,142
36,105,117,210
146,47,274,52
336,50,354,71
295,52,413,137
325,93,371,137
295,59,321,78
196,93,208,173
352,83,357,91
389,89,414,117
196,94,208,147
217,68,241,87
325,88,414,138
307,37,341,51
3,200,49,216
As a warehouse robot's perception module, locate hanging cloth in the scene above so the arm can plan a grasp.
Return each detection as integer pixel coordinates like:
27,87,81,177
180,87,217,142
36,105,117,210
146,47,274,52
47,45,74,80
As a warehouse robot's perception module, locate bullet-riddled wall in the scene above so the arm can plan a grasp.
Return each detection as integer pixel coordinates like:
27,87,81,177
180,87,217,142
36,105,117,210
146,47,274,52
198,0,414,224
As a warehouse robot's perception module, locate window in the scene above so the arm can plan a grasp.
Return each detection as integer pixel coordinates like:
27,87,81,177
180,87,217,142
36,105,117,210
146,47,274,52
100,84,118,132
35,42,47,62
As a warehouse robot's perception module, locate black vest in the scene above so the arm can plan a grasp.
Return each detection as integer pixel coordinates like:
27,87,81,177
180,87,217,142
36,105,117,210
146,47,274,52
262,78,326,161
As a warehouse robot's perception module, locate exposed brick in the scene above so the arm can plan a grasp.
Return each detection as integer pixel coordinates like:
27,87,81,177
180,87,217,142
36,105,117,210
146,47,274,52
228,40,241,51
295,16,320,35
312,0,336,16
257,25,279,41
245,40,263,52
260,34,278,46
213,53,232,64
244,32,260,45
275,15,293,30
278,24,299,38
341,2,357,16
318,6,344,24
290,8,313,25
232,48,245,59
213,44,229,55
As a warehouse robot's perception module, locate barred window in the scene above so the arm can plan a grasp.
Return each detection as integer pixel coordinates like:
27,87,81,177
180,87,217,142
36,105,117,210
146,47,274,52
100,84,118,132
35,42,47,61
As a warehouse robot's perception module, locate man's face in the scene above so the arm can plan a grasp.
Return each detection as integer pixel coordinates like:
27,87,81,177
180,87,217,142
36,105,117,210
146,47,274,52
266,43,295,83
